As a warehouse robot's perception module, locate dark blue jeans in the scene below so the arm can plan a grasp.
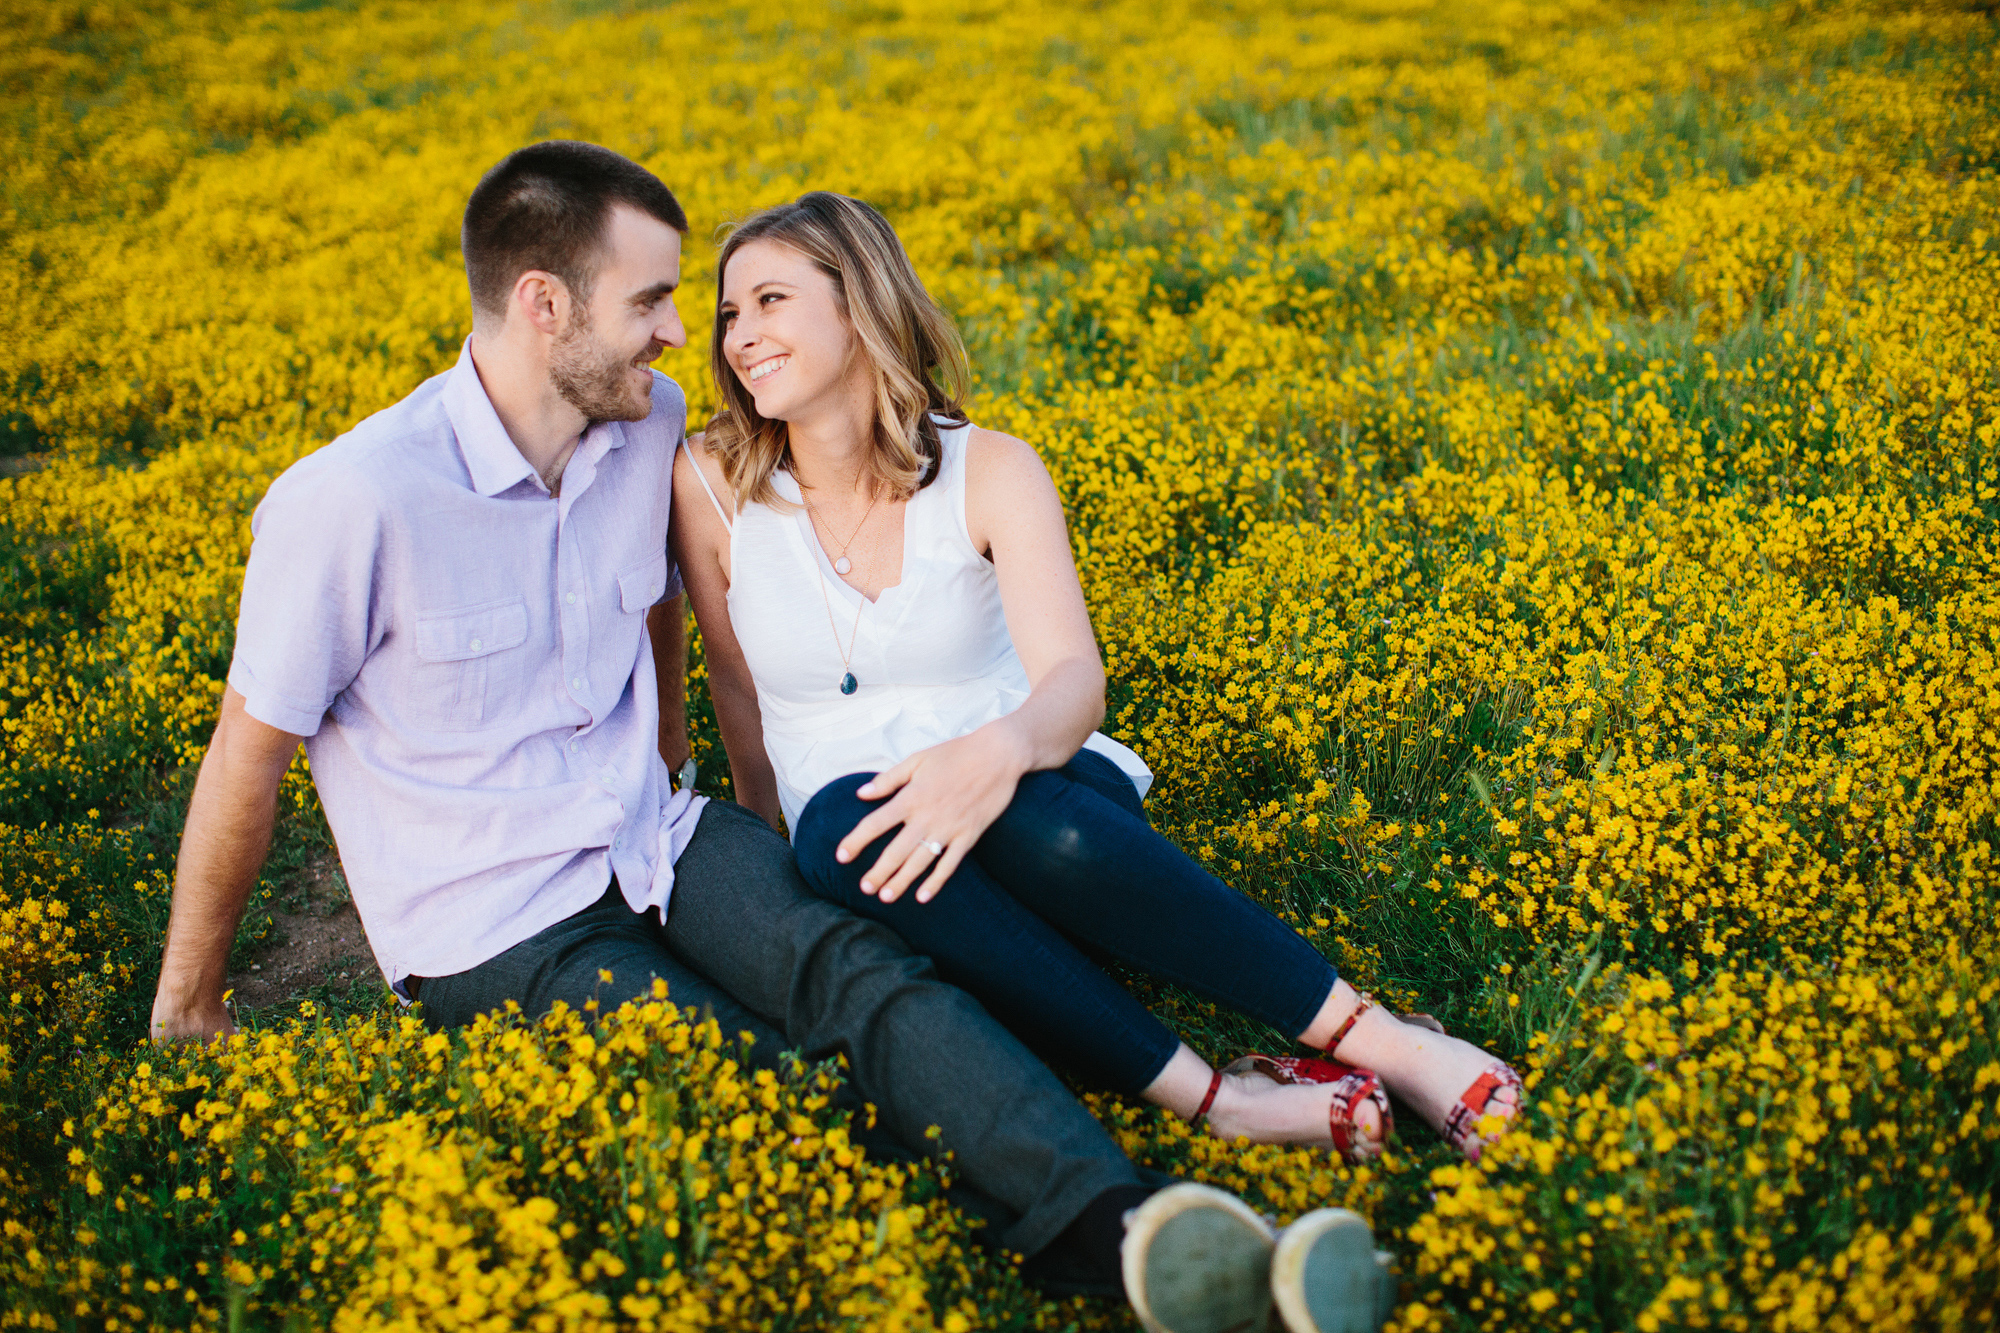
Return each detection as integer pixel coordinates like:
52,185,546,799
792,749,1338,1093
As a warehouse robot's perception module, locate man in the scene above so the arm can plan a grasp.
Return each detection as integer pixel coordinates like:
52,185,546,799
146,141,1383,1328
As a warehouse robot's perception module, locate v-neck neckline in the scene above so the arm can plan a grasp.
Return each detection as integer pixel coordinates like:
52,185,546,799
785,472,912,608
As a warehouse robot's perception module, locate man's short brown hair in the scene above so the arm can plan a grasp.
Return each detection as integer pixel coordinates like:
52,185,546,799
462,141,687,324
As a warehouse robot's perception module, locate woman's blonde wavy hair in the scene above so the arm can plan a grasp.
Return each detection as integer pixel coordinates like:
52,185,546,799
705,191,970,507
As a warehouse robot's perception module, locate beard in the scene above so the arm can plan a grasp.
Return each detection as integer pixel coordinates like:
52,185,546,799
549,307,661,424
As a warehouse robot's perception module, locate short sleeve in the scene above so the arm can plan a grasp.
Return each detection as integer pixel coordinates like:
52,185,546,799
227,456,384,737
660,552,684,604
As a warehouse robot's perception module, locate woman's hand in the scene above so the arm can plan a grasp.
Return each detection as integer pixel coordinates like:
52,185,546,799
837,723,1033,903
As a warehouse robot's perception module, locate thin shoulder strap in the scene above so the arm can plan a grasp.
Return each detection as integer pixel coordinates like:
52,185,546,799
680,434,733,530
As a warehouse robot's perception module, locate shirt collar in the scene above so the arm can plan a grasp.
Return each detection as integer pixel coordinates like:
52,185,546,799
443,339,538,497
443,339,636,497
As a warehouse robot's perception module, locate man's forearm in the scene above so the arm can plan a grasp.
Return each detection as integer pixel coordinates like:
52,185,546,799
151,690,302,1041
649,595,692,770
154,792,274,1025
713,678,784,829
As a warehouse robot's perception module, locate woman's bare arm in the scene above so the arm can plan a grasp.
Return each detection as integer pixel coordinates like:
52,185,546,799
671,439,786,830
965,427,1107,759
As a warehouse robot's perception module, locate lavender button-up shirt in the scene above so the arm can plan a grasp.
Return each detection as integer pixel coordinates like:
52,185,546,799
229,341,706,998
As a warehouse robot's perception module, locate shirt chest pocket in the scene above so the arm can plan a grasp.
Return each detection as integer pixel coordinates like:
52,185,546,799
618,551,670,613
413,597,530,731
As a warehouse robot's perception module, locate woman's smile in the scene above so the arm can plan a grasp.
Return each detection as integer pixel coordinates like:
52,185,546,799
747,353,790,383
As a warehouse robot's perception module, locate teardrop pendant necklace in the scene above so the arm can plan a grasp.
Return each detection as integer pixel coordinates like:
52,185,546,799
812,553,866,696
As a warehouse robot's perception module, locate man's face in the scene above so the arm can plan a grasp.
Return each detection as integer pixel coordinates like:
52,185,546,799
549,205,686,424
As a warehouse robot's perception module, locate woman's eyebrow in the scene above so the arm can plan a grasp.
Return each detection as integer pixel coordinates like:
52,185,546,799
719,279,794,308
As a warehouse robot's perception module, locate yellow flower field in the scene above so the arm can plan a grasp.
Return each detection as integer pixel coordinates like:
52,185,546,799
2,0,1996,1328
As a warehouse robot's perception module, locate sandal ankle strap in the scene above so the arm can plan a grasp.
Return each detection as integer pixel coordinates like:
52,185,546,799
1323,991,1376,1056
1194,1069,1223,1122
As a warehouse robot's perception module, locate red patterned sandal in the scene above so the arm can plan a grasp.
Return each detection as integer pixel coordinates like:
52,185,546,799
1440,1062,1524,1163
1221,1053,1392,1163
1327,990,1520,1162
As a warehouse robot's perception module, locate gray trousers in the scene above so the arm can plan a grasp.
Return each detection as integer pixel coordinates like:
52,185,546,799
412,798,1142,1257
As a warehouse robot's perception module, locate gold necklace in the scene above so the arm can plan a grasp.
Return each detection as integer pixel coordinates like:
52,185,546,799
801,484,880,577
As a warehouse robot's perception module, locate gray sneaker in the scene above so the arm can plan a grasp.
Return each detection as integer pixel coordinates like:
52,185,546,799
1120,1183,1279,1333
1270,1208,1395,1333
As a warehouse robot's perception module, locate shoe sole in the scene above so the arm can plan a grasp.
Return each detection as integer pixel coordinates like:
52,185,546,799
1270,1208,1394,1333
1122,1183,1278,1333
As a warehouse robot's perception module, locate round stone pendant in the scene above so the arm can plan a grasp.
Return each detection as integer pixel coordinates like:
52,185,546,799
839,672,858,696
833,556,852,575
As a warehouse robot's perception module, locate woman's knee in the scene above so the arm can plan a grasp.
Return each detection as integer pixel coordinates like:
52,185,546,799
994,803,1100,881
793,772,882,883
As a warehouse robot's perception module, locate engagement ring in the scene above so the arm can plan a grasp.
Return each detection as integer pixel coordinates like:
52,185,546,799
921,840,944,856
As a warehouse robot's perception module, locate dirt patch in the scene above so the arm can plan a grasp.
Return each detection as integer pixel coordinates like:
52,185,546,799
226,853,380,1011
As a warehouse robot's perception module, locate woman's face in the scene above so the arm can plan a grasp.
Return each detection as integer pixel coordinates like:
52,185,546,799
718,238,860,423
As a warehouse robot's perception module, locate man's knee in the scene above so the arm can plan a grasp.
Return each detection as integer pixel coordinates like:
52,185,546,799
664,801,925,1029
664,799,812,959
796,900,936,975
774,891,958,1040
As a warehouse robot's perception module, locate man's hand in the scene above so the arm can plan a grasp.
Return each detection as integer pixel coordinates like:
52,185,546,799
150,686,304,1045
149,989,237,1045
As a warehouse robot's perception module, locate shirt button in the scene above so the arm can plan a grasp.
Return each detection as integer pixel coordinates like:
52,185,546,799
566,592,577,605
468,638,482,651
573,677,585,690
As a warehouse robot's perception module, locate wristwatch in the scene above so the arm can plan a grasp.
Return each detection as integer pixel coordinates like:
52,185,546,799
674,756,699,793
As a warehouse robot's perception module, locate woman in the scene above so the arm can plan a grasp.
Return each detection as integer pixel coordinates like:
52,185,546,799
670,191,1520,1162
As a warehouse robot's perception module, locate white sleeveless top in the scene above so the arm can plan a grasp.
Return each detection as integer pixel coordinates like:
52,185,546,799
687,421,1152,833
